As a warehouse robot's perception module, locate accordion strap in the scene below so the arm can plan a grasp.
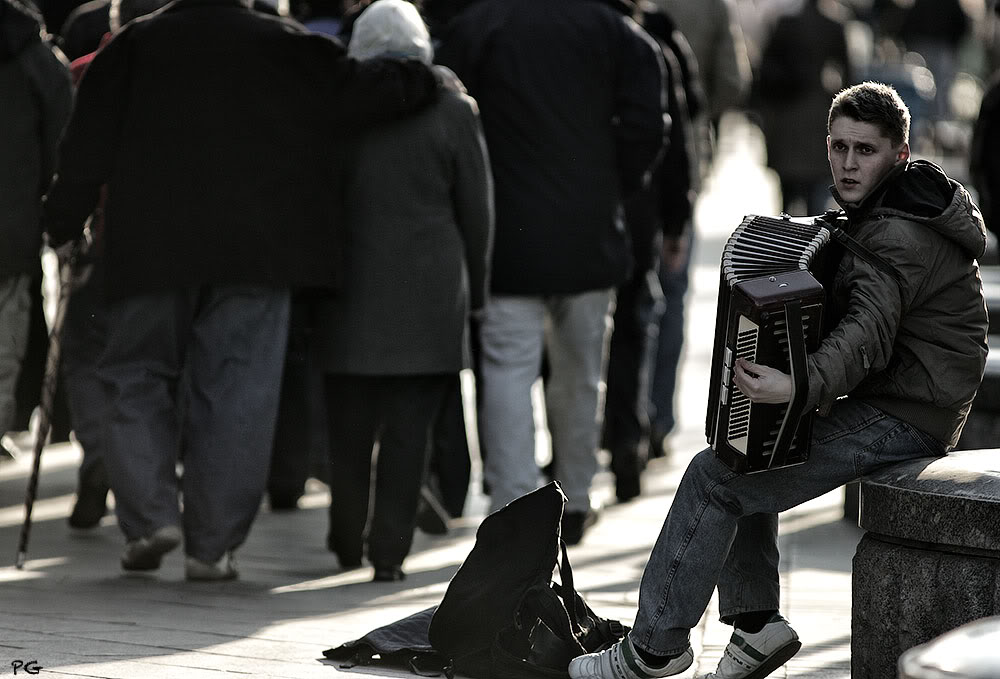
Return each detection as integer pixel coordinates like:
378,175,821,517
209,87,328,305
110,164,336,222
830,226,903,292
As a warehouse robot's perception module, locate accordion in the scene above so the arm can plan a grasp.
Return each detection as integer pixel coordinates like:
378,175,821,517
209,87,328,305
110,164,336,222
706,214,833,473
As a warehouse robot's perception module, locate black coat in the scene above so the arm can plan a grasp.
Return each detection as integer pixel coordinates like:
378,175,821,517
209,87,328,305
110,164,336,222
437,0,667,295
0,0,73,279
43,0,438,301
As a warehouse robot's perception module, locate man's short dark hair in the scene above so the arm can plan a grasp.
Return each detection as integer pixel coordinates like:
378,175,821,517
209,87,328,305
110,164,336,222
828,81,910,147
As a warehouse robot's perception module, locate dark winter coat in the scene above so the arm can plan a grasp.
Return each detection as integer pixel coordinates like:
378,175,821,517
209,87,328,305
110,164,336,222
436,0,667,295
969,71,1000,240
809,160,989,449
316,69,493,375
0,0,73,280
42,0,439,301
753,0,850,185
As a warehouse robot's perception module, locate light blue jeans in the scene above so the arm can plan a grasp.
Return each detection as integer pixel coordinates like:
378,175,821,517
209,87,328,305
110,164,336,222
478,289,615,513
630,398,945,656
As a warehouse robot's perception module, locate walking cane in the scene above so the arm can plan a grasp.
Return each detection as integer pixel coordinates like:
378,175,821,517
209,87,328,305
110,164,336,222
15,234,90,569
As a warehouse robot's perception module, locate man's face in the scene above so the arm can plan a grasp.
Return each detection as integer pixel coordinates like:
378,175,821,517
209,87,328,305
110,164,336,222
827,116,909,204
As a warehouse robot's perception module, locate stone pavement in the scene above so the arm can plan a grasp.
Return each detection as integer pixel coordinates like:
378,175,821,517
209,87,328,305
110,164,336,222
0,115,858,678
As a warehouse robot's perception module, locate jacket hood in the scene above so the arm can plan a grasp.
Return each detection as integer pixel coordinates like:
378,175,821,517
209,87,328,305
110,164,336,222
348,0,433,63
0,0,43,62
834,159,988,259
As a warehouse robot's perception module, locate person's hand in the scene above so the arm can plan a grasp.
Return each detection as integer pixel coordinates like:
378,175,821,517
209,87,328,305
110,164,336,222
733,358,792,404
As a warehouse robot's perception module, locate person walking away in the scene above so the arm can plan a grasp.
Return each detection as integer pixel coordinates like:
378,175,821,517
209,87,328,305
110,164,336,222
568,81,988,678
644,0,752,458
602,0,702,502
58,0,174,531
970,67,1000,244
316,0,492,582
437,0,667,545
42,0,440,581
752,0,852,216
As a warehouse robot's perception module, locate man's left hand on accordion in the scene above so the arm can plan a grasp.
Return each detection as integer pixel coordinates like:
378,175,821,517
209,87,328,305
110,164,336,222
734,358,792,404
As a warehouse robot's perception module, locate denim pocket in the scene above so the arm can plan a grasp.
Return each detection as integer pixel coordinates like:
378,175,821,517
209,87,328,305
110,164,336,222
814,399,886,445
902,423,945,457
860,419,943,469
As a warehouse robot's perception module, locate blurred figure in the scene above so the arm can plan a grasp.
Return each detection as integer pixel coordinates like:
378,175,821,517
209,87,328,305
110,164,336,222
42,0,438,581
897,0,968,123
438,0,667,544
0,0,72,458
316,0,492,581
649,0,751,127
59,0,172,531
644,0,751,459
971,68,1000,242
753,0,851,215
603,1,702,502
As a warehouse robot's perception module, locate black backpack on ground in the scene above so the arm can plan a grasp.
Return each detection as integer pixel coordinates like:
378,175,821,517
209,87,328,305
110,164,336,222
324,482,627,678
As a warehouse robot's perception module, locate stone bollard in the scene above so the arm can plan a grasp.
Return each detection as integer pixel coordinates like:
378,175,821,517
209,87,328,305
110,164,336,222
851,449,1000,679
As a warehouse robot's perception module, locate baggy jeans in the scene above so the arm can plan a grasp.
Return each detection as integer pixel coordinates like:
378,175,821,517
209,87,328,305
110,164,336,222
630,398,945,656
101,285,290,562
478,289,615,513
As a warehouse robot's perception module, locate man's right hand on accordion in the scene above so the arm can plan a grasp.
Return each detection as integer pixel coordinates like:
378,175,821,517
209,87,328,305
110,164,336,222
733,357,791,404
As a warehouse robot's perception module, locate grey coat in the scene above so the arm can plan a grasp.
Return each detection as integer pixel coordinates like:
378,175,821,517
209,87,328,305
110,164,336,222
316,74,493,375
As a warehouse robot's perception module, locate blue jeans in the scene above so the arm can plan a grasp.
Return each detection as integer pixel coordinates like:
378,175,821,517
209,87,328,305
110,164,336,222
649,239,691,439
630,398,945,656
100,285,290,562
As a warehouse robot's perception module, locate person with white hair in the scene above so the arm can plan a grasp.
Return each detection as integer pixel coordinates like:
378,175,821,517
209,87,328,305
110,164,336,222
43,0,439,582
315,0,492,583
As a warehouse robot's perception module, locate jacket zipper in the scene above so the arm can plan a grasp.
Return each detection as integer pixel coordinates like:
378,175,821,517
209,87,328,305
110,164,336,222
860,345,870,371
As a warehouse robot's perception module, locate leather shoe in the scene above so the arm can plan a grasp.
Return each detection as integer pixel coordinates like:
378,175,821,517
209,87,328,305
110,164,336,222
121,525,182,571
68,482,109,529
561,508,599,546
372,563,405,582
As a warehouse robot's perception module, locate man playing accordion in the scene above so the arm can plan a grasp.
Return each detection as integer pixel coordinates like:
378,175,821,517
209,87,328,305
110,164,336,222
569,82,989,679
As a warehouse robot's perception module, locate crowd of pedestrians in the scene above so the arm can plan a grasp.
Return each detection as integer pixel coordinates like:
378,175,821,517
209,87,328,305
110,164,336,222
1,0,992,592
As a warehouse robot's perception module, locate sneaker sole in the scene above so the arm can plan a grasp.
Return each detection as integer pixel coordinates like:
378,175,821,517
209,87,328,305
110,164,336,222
744,639,802,679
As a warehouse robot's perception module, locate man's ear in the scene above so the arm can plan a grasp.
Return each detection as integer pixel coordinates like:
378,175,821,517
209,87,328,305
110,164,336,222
896,142,910,163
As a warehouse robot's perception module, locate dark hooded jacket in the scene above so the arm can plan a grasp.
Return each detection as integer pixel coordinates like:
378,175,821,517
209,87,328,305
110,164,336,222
42,0,439,301
808,160,989,449
0,0,73,279
436,0,667,295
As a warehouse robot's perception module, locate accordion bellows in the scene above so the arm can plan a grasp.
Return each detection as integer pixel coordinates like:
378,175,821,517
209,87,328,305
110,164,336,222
707,214,832,473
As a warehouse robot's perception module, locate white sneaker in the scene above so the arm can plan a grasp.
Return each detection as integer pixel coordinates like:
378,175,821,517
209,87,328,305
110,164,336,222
702,613,801,679
569,636,693,679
